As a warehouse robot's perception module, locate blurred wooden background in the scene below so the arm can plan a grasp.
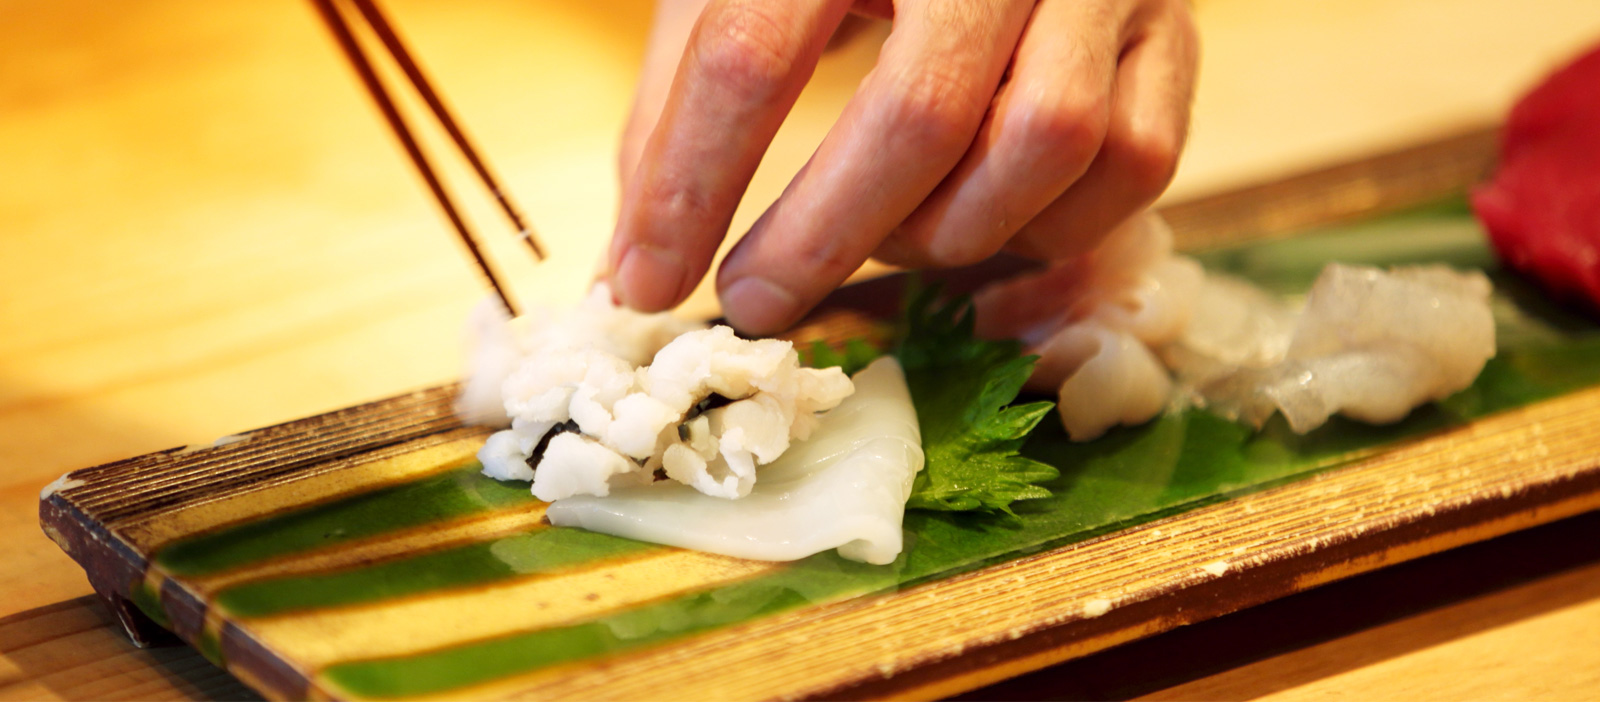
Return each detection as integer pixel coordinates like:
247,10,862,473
4,0,1600,699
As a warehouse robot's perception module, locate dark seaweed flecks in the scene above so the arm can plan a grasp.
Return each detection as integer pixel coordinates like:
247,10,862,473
525,420,581,472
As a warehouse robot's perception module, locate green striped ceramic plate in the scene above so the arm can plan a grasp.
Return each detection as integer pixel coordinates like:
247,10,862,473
40,130,1600,700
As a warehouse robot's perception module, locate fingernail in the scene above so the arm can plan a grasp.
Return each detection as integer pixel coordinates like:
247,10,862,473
721,277,800,335
614,244,687,312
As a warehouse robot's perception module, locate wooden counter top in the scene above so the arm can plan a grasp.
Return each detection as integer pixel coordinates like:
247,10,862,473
4,0,1600,698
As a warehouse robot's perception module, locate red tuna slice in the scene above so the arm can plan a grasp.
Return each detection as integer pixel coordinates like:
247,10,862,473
1472,44,1600,310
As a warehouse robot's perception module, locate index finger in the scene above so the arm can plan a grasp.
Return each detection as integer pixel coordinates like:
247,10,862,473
608,0,854,312
714,0,1031,334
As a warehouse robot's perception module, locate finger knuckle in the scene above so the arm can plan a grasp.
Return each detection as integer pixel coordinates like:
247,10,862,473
691,2,801,102
886,65,986,153
637,172,715,224
1018,94,1110,172
1106,121,1183,198
925,1,1004,50
793,237,859,279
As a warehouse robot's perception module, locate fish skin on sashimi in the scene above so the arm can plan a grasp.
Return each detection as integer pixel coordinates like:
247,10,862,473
1473,44,1600,311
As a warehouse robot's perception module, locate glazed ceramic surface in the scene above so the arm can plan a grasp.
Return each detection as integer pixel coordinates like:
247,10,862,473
40,132,1600,700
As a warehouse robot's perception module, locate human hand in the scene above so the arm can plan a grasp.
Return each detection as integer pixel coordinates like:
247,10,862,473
608,0,1199,334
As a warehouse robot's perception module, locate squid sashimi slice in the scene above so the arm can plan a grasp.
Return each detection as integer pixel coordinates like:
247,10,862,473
546,357,923,565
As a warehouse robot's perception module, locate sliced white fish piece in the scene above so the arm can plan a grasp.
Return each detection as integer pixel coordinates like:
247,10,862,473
1197,264,1496,432
1287,264,1495,383
976,209,1498,439
974,213,1195,438
1041,323,1174,442
1093,255,1204,348
1165,273,1299,383
547,357,923,565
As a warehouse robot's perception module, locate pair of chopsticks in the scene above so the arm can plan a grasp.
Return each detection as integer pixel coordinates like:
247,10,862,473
308,0,542,317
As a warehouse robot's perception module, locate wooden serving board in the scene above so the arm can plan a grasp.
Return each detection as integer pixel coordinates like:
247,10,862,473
38,128,1600,701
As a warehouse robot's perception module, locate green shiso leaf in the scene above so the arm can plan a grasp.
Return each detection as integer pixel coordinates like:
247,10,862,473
894,284,1060,515
796,283,1061,514
803,338,883,377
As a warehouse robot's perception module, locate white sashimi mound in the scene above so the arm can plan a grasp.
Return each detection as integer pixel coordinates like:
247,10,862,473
1188,264,1496,432
466,293,856,502
547,357,923,565
456,283,704,426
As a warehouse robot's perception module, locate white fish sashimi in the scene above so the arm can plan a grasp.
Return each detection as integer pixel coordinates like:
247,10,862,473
1163,273,1299,382
974,213,1198,353
1196,264,1496,432
1038,323,1174,442
974,212,1497,439
1114,256,1205,347
547,357,923,565
975,213,1200,439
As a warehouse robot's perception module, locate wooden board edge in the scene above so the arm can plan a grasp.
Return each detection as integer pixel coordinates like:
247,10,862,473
1158,124,1499,251
38,493,167,646
845,473,1600,701
36,384,467,648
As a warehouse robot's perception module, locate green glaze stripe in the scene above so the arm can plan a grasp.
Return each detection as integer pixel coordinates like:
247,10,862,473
198,629,225,667
129,577,172,630
215,528,661,618
319,553,894,699
156,462,535,577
